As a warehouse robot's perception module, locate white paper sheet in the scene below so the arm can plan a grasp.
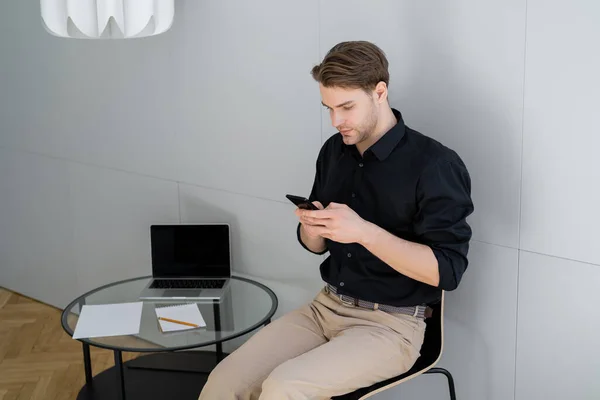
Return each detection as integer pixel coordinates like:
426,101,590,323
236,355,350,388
73,302,143,339
155,303,206,332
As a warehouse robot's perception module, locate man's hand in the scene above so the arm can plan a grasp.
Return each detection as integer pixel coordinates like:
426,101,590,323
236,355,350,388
295,201,325,238
298,202,370,244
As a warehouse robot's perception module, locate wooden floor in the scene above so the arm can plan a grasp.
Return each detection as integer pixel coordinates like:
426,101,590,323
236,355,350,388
0,288,142,400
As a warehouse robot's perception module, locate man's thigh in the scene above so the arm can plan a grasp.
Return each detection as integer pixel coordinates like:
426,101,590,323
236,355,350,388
199,303,327,400
261,313,425,400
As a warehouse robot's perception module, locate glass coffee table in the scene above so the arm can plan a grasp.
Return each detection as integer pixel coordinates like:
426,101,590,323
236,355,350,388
61,275,278,400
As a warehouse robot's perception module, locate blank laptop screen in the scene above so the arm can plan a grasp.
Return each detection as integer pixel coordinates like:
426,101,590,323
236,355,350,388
150,224,231,278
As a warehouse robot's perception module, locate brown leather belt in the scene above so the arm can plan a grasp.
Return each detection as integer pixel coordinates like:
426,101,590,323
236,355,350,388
325,284,431,319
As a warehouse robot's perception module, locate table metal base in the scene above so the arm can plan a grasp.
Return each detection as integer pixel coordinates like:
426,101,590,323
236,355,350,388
76,351,224,400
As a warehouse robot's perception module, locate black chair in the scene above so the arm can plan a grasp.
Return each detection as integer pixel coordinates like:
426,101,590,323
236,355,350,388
332,292,456,400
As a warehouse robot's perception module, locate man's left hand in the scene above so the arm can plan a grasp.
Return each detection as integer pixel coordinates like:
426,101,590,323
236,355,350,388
299,202,371,244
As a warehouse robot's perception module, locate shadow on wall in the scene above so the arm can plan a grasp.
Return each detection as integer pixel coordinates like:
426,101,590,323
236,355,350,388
391,4,521,399
397,5,522,246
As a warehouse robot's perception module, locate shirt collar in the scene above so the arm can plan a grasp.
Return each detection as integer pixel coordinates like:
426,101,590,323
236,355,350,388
342,108,406,161
368,108,406,161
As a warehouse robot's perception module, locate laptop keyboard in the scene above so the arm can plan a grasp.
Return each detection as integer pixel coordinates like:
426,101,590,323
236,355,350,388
150,279,225,289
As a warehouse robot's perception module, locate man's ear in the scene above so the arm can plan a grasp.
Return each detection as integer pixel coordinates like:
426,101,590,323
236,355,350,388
374,81,388,104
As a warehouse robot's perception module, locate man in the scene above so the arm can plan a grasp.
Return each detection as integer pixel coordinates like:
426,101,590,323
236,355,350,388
199,40,474,400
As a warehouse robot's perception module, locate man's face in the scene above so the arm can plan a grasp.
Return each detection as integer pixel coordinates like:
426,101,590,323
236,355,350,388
320,84,379,146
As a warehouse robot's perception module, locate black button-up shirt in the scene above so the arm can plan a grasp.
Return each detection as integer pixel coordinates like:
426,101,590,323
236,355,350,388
297,108,474,307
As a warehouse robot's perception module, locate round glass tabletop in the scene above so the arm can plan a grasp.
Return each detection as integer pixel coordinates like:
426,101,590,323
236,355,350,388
61,275,278,352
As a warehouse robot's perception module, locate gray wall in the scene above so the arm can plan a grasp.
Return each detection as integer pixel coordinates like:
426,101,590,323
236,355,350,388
0,1,598,399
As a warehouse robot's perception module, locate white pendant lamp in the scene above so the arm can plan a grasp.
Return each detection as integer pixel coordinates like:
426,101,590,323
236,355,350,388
40,0,174,39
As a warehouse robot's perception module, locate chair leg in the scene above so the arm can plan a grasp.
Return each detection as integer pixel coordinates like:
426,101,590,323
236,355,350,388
424,367,457,400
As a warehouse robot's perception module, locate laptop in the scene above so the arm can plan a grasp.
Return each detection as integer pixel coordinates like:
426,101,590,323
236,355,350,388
139,223,232,301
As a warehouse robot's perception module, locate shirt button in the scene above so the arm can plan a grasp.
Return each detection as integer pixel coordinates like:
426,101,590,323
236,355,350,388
347,253,352,258
339,282,345,287
351,193,356,198
358,163,364,168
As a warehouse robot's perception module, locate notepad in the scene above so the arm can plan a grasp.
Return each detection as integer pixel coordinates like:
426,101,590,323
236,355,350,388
155,303,206,332
73,302,143,339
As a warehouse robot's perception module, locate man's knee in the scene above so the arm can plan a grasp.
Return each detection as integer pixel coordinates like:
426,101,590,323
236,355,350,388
199,367,231,399
199,363,255,400
260,363,306,400
260,376,297,399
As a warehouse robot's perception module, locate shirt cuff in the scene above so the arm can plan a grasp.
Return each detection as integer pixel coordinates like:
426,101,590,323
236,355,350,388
296,223,328,255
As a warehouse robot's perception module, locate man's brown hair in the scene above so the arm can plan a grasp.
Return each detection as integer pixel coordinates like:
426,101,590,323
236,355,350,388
311,41,390,93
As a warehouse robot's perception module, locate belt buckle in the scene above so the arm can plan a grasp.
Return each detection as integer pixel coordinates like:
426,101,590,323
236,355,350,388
339,294,356,307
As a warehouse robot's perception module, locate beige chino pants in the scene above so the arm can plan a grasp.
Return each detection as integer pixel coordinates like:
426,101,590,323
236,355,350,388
199,287,426,400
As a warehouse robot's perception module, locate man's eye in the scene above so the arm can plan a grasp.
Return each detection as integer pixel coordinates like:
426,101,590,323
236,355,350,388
343,106,353,111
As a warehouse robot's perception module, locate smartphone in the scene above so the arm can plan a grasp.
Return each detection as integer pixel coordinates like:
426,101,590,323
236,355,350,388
285,194,319,210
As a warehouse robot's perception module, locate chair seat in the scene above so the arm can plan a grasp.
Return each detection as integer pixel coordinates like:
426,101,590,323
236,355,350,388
332,353,437,400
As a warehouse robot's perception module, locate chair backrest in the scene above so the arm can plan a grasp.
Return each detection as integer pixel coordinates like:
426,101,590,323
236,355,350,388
409,291,444,372
333,292,445,400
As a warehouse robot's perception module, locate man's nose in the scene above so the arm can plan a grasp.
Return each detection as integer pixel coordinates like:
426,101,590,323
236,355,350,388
331,111,344,127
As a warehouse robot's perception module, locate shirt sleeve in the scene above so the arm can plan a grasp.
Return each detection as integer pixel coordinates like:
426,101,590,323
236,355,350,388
412,159,474,291
296,146,328,255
